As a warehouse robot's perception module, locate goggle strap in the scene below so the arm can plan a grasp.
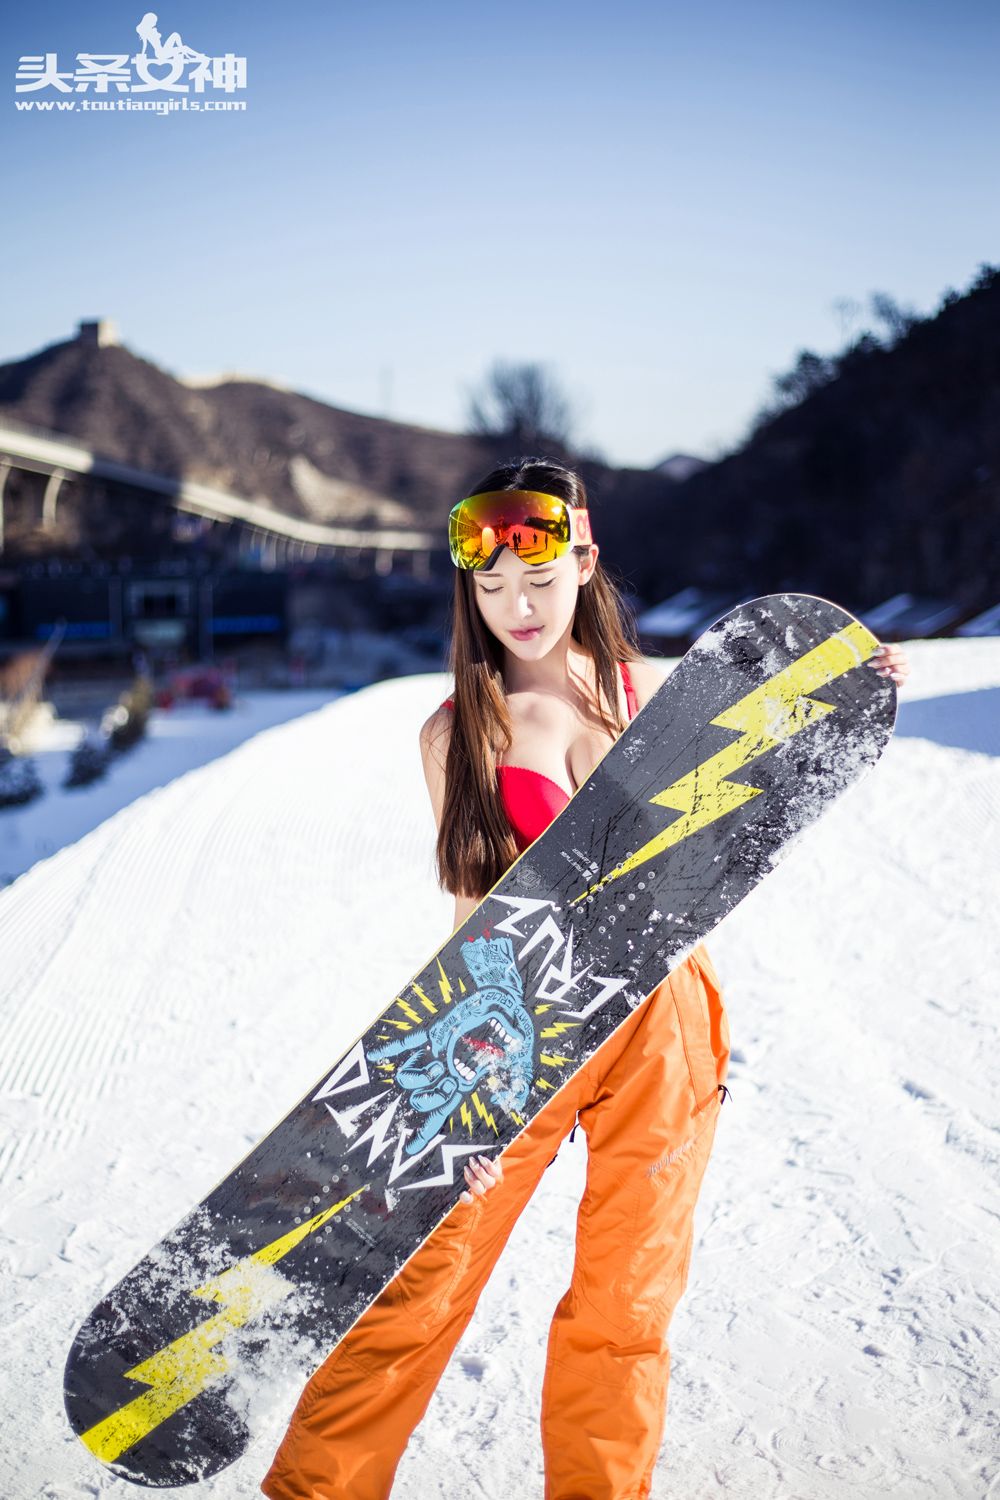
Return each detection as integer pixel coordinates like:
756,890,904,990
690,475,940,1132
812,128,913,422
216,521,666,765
568,506,593,546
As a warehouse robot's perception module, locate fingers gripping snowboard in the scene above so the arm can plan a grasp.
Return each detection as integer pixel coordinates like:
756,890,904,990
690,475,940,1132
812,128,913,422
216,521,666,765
64,594,896,1486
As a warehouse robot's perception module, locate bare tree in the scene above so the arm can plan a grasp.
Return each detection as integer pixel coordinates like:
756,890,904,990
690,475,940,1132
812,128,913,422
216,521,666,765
868,291,920,346
831,296,864,344
465,360,575,448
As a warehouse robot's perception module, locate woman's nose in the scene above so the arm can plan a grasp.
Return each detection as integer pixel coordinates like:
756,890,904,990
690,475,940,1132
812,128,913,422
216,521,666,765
515,592,534,618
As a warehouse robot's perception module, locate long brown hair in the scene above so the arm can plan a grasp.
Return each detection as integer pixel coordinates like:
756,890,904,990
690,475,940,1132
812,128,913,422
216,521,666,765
436,456,641,900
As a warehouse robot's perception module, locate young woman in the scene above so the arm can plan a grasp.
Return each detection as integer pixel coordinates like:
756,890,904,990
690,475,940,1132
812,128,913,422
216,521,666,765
262,458,910,1500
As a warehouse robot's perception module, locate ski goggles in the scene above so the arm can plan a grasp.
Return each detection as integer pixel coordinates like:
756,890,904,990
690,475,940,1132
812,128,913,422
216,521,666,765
447,489,593,570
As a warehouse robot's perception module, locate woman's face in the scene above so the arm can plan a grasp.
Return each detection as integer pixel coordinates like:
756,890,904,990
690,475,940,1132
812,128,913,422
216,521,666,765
470,542,599,660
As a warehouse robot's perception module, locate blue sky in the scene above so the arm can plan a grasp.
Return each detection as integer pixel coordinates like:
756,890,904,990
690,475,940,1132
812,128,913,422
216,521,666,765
2,0,997,468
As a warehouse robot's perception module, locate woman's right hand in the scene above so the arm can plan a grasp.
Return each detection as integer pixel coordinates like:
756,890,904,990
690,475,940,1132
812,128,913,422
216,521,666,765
460,1152,504,1205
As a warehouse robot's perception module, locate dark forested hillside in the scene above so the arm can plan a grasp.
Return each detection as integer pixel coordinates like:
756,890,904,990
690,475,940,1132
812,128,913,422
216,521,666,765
626,266,1000,611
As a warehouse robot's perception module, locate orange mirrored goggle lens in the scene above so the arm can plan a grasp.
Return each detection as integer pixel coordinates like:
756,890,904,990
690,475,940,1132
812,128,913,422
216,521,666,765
448,490,592,570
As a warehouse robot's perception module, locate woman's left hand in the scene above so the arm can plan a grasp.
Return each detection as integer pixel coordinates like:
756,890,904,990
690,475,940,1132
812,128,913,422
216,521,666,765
459,1152,504,1206
867,642,910,688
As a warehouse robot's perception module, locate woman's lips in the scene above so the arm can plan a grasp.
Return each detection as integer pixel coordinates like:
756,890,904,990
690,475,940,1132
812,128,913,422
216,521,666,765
510,627,542,640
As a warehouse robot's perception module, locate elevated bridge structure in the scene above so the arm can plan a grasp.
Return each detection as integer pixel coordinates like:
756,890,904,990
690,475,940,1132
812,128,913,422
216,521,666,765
0,416,437,576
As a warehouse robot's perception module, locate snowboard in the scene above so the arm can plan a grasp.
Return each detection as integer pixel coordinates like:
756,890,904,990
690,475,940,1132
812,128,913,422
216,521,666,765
64,593,896,1487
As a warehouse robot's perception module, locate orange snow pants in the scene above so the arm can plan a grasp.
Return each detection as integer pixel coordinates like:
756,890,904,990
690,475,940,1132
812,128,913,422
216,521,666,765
261,943,730,1500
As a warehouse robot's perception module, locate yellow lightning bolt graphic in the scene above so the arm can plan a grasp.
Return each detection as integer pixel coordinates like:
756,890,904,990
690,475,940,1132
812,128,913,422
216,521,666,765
471,1091,499,1135
540,1020,581,1039
536,1079,557,1091
539,1053,572,1069
78,1187,365,1464
569,620,876,905
459,1101,474,1135
395,997,423,1025
436,958,455,1007
411,983,438,1015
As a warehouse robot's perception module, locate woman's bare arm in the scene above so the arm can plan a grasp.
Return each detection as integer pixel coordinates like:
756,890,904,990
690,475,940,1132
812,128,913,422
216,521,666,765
417,705,504,1205
418,706,451,833
451,891,480,930
418,707,480,934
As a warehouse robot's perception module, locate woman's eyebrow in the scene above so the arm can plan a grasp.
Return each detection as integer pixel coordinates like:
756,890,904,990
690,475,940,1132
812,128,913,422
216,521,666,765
477,562,556,583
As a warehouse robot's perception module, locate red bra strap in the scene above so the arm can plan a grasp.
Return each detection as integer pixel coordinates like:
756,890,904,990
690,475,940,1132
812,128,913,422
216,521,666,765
619,661,638,720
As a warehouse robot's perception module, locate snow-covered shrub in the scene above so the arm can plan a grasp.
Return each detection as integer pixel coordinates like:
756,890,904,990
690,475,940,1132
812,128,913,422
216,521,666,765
0,747,43,808
65,732,111,789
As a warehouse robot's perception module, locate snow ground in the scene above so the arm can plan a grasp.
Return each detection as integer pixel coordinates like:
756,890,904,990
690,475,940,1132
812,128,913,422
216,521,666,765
0,690,338,888
0,640,997,1499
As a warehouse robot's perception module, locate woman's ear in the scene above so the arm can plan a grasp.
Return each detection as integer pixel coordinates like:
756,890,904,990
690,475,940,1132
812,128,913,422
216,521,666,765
578,543,600,584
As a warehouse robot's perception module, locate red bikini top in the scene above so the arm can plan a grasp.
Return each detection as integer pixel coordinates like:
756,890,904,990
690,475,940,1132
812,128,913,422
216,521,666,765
441,661,638,852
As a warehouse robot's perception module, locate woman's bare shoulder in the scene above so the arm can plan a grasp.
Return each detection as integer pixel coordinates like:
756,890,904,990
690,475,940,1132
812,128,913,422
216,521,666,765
419,703,453,759
626,657,671,711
